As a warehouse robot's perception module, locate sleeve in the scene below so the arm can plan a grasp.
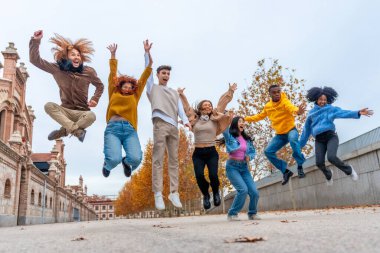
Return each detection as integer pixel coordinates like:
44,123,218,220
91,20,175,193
332,107,361,120
244,109,267,122
299,116,312,148
178,92,197,126
178,98,190,125
89,68,105,103
108,59,118,100
29,38,58,74
135,67,153,100
283,98,299,114
216,86,235,113
145,53,154,96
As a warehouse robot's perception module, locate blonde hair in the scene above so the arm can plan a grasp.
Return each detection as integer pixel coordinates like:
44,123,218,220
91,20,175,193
50,33,94,62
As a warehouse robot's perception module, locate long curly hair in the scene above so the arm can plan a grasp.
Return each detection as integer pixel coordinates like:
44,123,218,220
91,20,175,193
113,75,138,94
306,86,338,104
50,33,94,62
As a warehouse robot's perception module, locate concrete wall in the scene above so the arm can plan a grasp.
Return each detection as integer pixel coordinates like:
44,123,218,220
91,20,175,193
209,127,380,214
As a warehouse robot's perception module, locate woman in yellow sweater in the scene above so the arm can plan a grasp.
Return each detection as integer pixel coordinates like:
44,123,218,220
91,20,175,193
102,41,153,178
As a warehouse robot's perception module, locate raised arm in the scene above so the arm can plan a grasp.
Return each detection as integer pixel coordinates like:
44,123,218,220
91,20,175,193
107,43,118,99
216,83,237,113
144,39,154,96
244,108,267,123
332,106,366,120
29,30,58,74
135,40,153,100
177,88,197,126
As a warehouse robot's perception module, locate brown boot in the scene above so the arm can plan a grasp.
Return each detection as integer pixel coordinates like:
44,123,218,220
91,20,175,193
48,127,68,140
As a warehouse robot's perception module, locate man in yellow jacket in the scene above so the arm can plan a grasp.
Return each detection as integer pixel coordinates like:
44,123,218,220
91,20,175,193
245,85,306,185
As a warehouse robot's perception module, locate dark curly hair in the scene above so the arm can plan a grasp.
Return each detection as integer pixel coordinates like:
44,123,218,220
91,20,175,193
306,86,338,104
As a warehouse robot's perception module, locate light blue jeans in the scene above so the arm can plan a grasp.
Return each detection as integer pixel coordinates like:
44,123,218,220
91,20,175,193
264,128,305,174
103,120,142,172
226,160,259,216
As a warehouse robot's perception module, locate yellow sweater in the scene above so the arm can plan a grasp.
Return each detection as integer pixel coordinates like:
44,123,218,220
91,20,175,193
106,59,152,130
245,92,299,134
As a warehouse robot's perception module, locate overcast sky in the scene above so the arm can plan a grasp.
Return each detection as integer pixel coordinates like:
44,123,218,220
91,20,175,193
1,0,379,196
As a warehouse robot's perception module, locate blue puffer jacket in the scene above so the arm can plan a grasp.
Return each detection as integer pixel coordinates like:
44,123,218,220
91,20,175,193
299,104,360,148
222,127,256,160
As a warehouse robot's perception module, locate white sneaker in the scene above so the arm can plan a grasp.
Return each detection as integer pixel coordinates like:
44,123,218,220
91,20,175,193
350,166,359,181
326,170,334,186
168,192,182,208
227,215,240,221
154,192,165,210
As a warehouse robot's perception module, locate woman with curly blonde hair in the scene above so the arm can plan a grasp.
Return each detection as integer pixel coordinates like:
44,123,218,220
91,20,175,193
102,41,153,178
29,30,104,142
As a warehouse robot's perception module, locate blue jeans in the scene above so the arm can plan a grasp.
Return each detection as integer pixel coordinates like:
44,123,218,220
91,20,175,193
226,160,259,216
103,120,142,172
264,128,305,174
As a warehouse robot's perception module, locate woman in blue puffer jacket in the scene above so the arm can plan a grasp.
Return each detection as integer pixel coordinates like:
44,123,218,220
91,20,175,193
299,87,373,185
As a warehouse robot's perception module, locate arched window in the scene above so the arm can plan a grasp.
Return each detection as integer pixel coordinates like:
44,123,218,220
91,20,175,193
4,179,11,198
30,189,35,205
59,201,61,211
38,192,42,206
45,195,48,208
49,197,52,209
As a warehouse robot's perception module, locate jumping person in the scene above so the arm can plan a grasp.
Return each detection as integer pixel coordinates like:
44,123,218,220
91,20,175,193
102,41,153,178
245,85,306,185
222,116,260,221
29,30,104,142
299,86,373,185
145,55,191,210
177,83,237,210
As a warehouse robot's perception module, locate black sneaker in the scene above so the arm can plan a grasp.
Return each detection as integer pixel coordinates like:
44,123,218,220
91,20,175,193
282,169,294,185
102,165,110,178
297,165,306,178
48,127,68,140
213,191,221,206
203,194,211,210
122,157,132,177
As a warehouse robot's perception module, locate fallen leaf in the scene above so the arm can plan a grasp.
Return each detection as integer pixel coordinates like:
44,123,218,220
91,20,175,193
71,237,86,241
245,222,259,226
152,224,175,228
224,236,266,243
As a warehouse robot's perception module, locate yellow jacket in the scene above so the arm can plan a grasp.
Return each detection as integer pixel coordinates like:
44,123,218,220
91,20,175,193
106,59,152,130
245,92,299,134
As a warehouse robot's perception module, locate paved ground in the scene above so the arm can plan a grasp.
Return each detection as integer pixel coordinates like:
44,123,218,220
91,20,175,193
0,206,379,253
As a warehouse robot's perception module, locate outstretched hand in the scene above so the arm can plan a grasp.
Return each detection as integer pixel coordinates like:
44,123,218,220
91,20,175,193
229,82,237,91
177,87,186,95
297,103,307,115
33,30,43,40
107,43,118,59
88,100,98,107
143,39,153,53
359,108,374,117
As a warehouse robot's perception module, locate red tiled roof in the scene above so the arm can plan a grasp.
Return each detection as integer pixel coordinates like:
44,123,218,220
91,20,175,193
31,153,51,162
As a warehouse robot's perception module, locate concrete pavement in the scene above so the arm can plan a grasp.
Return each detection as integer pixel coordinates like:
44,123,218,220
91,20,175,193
0,206,379,253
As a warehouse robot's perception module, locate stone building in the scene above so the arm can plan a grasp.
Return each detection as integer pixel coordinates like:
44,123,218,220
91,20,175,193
0,42,95,227
86,195,116,220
